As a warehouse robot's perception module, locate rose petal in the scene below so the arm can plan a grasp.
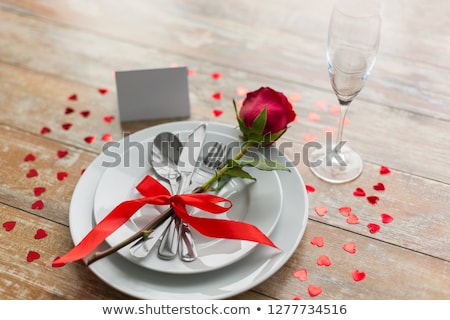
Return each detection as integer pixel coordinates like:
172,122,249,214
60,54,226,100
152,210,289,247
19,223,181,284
26,251,40,262
314,206,328,217
24,153,36,162
367,223,381,233
317,255,331,266
343,242,356,254
293,269,308,282
352,269,366,282
308,284,322,297
34,228,48,239
381,213,394,224
2,221,16,232
310,236,324,247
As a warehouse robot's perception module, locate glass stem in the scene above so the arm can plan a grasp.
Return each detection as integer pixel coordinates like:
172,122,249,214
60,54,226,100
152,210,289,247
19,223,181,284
334,102,351,153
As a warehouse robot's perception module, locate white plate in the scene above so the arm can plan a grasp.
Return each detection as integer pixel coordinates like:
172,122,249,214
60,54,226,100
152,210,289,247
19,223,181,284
93,127,283,274
69,121,309,299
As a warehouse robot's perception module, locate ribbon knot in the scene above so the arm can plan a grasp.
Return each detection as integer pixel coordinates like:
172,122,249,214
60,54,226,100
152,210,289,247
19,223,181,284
52,175,277,266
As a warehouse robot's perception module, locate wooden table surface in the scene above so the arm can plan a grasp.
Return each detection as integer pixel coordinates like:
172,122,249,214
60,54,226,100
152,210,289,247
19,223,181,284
0,0,449,300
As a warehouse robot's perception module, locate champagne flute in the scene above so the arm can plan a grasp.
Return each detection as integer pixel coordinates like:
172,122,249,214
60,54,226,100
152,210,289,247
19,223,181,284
310,0,382,183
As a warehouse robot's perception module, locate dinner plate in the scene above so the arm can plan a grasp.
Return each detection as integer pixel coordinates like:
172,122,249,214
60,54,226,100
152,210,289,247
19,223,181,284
69,121,309,299
93,127,283,274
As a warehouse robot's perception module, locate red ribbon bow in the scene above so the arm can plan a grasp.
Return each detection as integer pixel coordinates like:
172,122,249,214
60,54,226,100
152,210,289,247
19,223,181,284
52,175,277,266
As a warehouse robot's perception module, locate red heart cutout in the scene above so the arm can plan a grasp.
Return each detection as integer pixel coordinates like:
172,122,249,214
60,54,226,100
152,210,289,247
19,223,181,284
293,269,308,282
68,94,77,101
24,153,36,162
103,115,115,124
211,92,222,100
80,110,90,118
373,182,385,191
101,133,113,142
293,296,302,300
26,169,38,178
51,256,66,268
314,206,328,217
305,185,315,193
33,187,46,196
211,72,222,80
57,172,69,181
98,88,108,95
2,221,16,232
343,242,356,254
317,255,331,266
84,136,95,144
353,187,366,197
352,269,366,282
61,123,72,130
57,150,68,158
307,112,321,122
26,251,40,262
367,196,379,205
40,126,51,134
367,223,381,233
381,213,394,224
64,107,74,114
310,236,324,247
308,284,322,297
34,228,48,240
380,166,391,175
346,214,359,224
212,109,223,117
338,206,352,217
31,200,44,210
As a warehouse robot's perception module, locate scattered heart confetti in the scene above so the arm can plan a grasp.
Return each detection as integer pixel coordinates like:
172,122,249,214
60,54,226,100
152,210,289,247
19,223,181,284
315,99,327,110
338,206,352,217
352,269,366,282
187,69,196,76
26,169,38,178
293,296,302,300
40,126,51,134
304,133,317,142
51,257,66,268
317,255,331,266
329,104,340,115
31,200,44,210
33,187,46,196
80,110,90,118
68,94,77,101
367,196,380,205
84,136,95,144
373,182,385,191
336,117,350,125
34,228,48,240
101,133,113,142
293,269,308,282
212,109,223,117
64,107,74,114
211,92,222,100
98,88,108,95
381,213,394,224
308,285,322,297
24,153,36,162
343,242,356,254
314,206,328,217
310,236,324,247
367,223,381,233
289,92,302,103
235,86,248,97
211,72,222,80
380,166,391,175
61,123,72,130
346,214,360,224
353,187,366,197
103,115,115,124
307,112,321,122
2,221,16,232
306,185,315,193
26,251,40,262
57,171,69,181
57,150,68,158
293,115,300,123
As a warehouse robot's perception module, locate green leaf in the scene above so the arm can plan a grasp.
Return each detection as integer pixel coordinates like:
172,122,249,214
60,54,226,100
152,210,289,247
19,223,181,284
224,166,256,180
234,157,290,172
251,107,267,136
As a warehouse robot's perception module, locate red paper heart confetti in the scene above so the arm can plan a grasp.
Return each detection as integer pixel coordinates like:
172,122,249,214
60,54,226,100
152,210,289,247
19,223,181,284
40,126,51,134
212,109,223,117
101,133,113,142
84,136,95,144
293,269,308,282
98,88,108,95
343,242,356,254
211,92,222,100
211,72,222,80
304,133,317,142
61,123,72,130
51,257,66,268
373,182,385,191
26,251,40,262
2,221,16,232
329,104,340,115
33,187,46,196
103,115,115,124
80,110,90,118
26,169,38,178
293,296,302,300
338,206,352,217
367,196,380,205
24,153,36,162
308,285,322,297
352,269,366,282
315,99,327,110
367,223,381,233
307,112,321,122
235,86,248,97
31,200,44,210
353,187,366,197
381,213,394,224
187,69,196,76
305,185,315,193
380,166,391,175
310,236,324,247
317,255,331,266
68,94,77,101
314,206,328,217
34,228,48,240
57,150,68,158
64,107,74,114
290,92,302,103
57,172,69,181
346,214,360,224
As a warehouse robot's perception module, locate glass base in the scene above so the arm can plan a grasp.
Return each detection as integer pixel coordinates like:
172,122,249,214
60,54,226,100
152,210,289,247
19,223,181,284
309,144,363,184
